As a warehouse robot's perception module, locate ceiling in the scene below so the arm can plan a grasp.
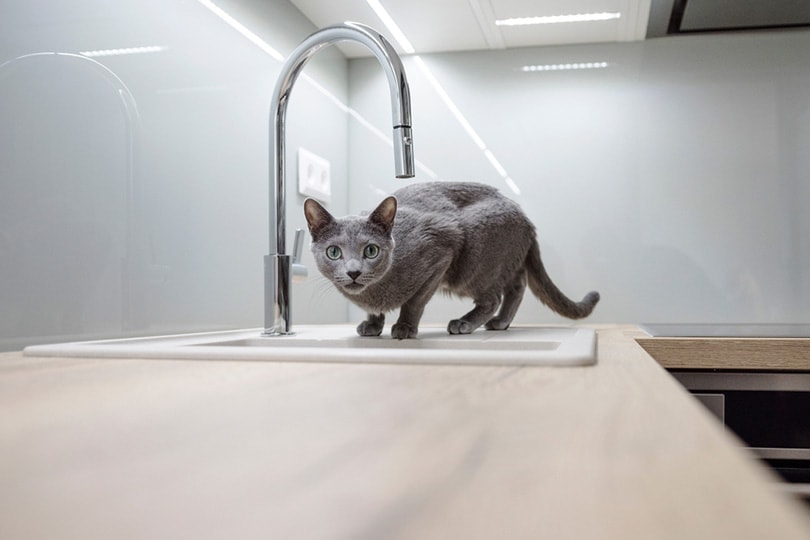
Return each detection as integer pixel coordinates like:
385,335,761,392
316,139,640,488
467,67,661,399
289,0,810,58
289,0,653,57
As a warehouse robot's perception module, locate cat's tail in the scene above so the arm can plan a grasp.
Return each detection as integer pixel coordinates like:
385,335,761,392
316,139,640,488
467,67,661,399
525,241,600,319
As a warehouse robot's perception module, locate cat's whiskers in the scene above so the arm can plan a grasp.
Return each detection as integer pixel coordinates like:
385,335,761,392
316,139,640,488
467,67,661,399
309,276,341,303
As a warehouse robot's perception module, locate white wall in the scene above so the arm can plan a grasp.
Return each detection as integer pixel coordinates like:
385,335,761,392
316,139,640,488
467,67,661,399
0,0,352,350
348,30,810,326
2,0,808,350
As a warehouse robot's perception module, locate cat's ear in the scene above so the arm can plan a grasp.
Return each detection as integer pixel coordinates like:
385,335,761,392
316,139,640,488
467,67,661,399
369,196,397,234
304,198,335,239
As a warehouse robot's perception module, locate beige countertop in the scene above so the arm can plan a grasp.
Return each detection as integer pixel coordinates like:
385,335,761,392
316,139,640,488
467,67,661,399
633,323,810,370
1,325,808,539
635,335,810,370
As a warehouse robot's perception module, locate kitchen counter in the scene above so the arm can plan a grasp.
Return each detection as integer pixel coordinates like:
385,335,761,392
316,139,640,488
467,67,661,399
1,326,807,539
634,323,810,370
636,336,810,371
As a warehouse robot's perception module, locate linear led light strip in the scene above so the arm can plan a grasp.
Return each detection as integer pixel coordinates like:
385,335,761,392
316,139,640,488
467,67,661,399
366,0,415,54
367,0,520,195
521,62,609,72
80,46,165,57
496,12,621,26
195,0,284,61
412,56,519,195
194,0,436,179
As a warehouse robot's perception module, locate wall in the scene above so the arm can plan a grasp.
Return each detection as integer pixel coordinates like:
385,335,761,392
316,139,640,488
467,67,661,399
0,0,352,351
348,29,810,326
2,1,808,351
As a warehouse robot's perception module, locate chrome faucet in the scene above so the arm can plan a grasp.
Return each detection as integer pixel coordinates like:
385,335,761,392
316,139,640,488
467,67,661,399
263,22,415,336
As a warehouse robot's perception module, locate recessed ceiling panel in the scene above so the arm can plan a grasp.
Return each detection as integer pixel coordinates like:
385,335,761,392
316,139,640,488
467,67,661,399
485,0,643,47
490,0,625,19
498,22,624,48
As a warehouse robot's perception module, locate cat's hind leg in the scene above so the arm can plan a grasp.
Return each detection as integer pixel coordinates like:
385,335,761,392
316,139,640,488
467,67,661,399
448,292,501,335
357,313,385,337
485,272,526,331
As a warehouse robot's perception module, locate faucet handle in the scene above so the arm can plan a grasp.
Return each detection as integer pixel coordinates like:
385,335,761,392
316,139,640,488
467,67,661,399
292,228,305,264
291,228,308,283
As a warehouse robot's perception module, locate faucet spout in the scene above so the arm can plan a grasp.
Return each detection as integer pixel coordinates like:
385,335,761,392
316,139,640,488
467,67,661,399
392,126,414,178
264,22,414,336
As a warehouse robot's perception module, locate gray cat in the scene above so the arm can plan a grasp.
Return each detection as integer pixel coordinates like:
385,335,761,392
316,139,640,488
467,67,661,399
304,181,599,339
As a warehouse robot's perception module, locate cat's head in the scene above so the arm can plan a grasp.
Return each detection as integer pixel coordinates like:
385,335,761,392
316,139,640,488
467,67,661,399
304,196,397,295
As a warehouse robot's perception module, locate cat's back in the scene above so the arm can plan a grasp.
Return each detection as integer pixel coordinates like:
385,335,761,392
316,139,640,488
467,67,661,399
393,181,504,213
390,182,535,295
393,181,529,231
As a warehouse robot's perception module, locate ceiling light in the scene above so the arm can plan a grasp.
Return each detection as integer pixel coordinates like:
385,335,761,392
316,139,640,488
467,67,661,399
195,0,435,178
413,57,485,150
80,46,165,57
195,0,284,61
365,0,416,54
413,57,520,195
504,177,521,195
520,62,609,72
495,12,621,26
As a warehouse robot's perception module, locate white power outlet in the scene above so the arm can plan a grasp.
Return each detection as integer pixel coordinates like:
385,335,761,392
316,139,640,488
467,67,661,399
297,148,331,202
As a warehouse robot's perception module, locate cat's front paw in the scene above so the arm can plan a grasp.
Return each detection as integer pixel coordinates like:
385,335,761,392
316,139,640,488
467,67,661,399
447,319,476,335
357,320,383,337
391,322,417,340
484,317,510,331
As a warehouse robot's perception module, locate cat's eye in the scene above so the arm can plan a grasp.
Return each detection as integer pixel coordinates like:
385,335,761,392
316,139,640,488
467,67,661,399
363,244,380,259
325,245,342,260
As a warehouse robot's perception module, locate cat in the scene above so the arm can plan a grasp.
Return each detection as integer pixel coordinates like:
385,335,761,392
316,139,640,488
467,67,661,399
304,181,600,339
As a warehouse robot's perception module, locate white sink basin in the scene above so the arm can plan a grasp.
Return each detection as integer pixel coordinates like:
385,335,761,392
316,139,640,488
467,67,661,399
23,325,597,367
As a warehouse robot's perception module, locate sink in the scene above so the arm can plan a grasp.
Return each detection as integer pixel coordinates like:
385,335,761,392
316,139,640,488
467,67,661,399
23,325,597,367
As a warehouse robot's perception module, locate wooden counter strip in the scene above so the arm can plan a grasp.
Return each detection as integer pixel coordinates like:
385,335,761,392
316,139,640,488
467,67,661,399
0,328,808,539
636,336,810,370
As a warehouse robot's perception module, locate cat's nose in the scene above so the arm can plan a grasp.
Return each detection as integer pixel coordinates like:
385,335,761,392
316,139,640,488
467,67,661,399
346,270,361,282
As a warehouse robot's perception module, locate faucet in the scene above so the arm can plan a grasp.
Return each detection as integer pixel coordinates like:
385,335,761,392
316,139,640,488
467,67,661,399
263,22,415,336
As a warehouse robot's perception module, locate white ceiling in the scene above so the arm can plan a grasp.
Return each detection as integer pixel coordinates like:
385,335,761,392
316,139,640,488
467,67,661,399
288,0,652,58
